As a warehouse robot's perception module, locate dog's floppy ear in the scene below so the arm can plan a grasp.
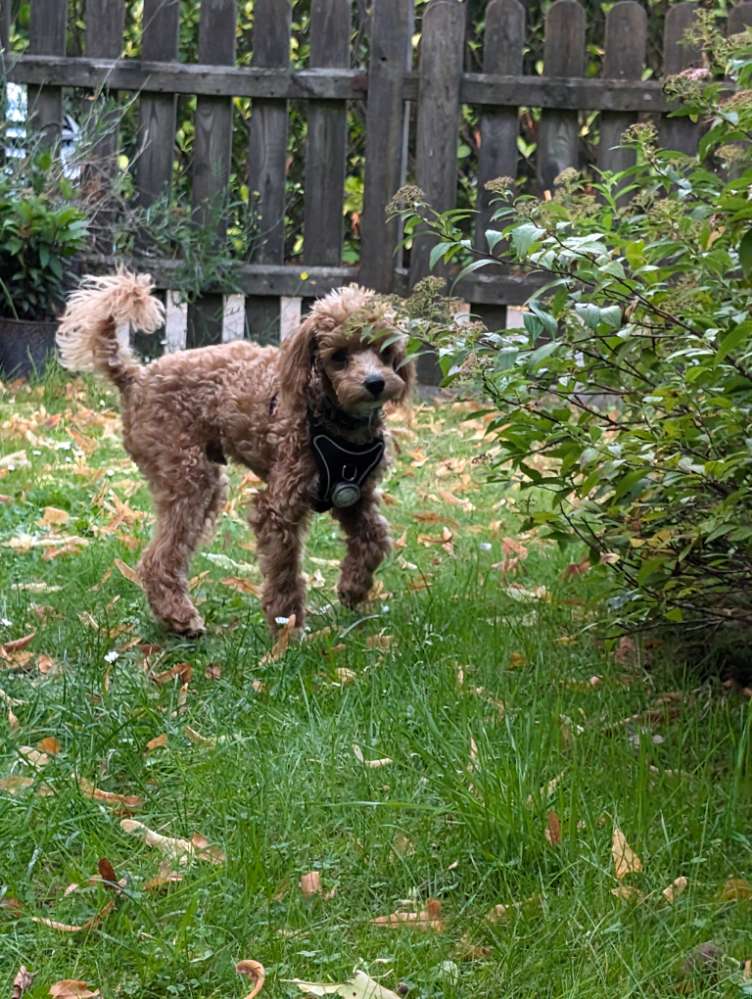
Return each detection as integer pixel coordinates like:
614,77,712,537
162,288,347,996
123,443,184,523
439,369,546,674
277,314,319,411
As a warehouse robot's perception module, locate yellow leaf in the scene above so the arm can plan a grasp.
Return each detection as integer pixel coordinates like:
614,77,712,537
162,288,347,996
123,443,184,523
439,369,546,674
612,826,643,880
39,506,69,527
662,875,688,903
372,898,444,932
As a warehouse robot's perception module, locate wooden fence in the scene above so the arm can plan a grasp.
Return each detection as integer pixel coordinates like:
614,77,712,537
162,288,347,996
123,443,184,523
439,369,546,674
3,0,752,364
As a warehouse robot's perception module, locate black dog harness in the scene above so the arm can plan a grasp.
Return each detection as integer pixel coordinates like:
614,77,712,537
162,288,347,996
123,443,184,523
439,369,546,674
310,423,385,513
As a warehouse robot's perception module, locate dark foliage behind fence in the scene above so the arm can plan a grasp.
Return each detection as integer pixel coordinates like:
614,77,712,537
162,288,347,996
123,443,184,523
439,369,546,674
2,0,752,366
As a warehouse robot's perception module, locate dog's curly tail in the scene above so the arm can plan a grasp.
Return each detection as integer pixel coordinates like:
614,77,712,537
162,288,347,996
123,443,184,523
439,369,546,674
57,271,165,391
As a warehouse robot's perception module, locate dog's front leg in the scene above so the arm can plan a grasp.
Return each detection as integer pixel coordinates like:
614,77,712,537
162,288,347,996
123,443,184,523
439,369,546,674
249,483,311,633
332,485,390,609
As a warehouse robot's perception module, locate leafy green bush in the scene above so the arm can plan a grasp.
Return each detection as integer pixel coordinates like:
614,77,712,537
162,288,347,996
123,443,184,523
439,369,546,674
394,24,752,644
0,154,88,322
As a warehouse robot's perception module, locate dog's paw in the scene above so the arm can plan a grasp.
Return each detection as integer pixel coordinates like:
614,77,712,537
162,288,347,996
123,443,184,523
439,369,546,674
166,612,205,639
337,584,369,610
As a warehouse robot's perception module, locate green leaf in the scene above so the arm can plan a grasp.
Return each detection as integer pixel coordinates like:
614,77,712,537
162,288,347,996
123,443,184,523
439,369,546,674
511,223,545,257
716,321,752,361
740,229,752,278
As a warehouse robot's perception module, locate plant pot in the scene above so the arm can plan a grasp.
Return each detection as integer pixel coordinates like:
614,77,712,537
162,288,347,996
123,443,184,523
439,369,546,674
0,316,59,380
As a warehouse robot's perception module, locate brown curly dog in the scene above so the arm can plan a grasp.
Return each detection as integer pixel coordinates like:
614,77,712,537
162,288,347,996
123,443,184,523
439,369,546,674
58,273,414,637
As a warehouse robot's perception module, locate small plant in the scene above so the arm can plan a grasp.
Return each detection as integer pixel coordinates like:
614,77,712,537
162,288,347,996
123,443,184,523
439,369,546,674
393,25,752,650
0,153,87,321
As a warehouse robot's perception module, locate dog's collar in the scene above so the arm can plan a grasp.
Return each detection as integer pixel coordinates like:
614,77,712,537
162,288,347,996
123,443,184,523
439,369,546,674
310,422,385,513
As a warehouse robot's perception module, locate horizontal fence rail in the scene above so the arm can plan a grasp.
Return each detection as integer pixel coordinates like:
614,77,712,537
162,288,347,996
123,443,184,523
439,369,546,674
3,0,752,380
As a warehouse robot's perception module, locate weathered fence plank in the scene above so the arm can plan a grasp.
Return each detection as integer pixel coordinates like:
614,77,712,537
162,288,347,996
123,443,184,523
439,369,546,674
84,0,125,253
409,0,466,381
136,0,180,206
246,0,292,344
728,2,752,34
187,0,237,348
474,0,525,331
28,0,68,149
598,1,647,188
303,0,352,268
359,0,414,292
661,3,701,155
537,0,586,192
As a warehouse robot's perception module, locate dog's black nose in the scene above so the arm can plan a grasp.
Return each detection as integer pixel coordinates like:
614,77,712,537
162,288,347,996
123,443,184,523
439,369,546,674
364,375,385,398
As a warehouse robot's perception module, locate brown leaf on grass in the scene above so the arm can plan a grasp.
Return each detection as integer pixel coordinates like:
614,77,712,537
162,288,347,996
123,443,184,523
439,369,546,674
32,899,115,935
120,819,225,865
185,725,216,748
366,634,393,652
352,743,392,768
97,857,119,888
39,506,69,527
77,778,143,811
144,861,184,892
236,961,266,999
334,667,357,685
37,654,59,675
114,558,142,589
145,733,168,752
563,557,591,579
0,631,36,659
612,827,643,879
37,736,61,755
151,661,192,685
220,576,262,597
205,663,222,680
19,746,51,767
48,981,101,998
456,934,492,960
662,876,688,903
261,614,297,664
508,651,526,669
1,896,23,916
372,897,444,932
526,771,565,807
11,966,34,999
0,775,35,794
719,877,752,901
286,971,400,999
486,895,541,923
1,688,20,729
299,871,322,897
545,810,561,846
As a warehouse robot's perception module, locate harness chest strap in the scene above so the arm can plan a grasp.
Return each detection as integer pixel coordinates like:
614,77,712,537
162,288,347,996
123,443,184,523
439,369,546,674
310,425,385,513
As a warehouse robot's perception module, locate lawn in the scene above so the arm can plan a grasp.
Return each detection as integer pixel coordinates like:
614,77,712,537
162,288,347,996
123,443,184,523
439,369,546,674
1,370,751,998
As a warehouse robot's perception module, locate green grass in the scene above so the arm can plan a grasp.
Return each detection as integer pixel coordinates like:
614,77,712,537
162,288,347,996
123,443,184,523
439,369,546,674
1,367,751,998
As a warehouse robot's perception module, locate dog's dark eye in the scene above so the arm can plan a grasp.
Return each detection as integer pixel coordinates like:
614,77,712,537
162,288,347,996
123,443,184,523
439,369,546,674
331,350,348,366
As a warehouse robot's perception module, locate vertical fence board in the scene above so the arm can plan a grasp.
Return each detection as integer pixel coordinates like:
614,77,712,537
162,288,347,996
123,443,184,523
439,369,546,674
303,0,352,267
475,0,524,246
728,2,752,33
473,0,525,331
84,0,125,253
409,0,465,382
537,0,585,192
359,0,414,292
187,0,237,348
137,0,180,206
598,2,647,186
246,0,292,344
661,3,701,154
28,0,67,148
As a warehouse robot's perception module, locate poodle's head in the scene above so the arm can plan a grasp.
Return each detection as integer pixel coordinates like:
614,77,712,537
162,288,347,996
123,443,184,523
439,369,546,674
277,285,414,418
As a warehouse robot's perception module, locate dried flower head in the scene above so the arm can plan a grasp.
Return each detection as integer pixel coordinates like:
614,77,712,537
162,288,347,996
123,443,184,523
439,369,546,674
620,122,658,148
386,185,427,219
484,176,516,197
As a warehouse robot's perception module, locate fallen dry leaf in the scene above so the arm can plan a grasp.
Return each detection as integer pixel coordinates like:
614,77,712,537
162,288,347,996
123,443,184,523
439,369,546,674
11,966,33,999
37,736,61,756
366,634,393,652
0,631,36,659
39,506,70,527
114,558,142,589
220,576,262,596
120,819,224,865
48,981,100,998
236,961,266,999
545,810,561,846
372,898,444,932
486,895,541,923
352,743,392,768
144,861,184,892
662,875,688,903
612,827,643,880
185,725,216,748
33,900,115,935
19,746,50,767
299,871,322,897
145,733,168,752
286,971,400,999
719,877,752,901
261,614,297,664
0,775,35,794
151,661,192,686
508,651,526,669
77,777,143,811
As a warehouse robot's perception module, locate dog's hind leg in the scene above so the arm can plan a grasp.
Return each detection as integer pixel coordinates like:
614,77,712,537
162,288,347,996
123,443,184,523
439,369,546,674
332,483,391,609
138,457,224,637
